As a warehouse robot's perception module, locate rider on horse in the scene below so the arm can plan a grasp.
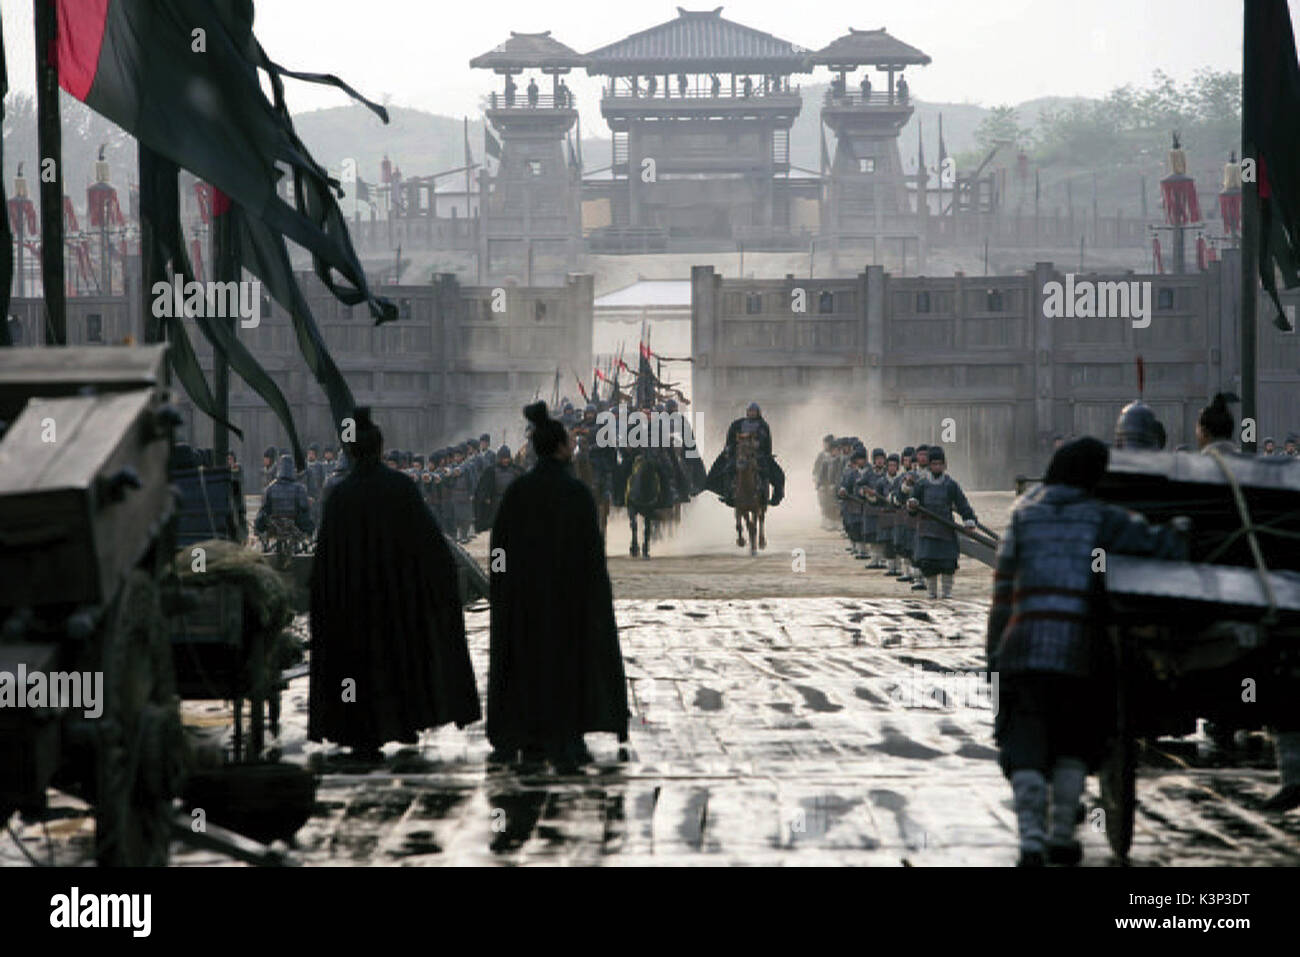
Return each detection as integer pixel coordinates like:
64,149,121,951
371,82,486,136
706,402,785,507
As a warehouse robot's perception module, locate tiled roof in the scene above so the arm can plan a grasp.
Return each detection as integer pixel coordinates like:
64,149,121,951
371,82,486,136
810,28,931,67
586,7,809,73
470,31,587,70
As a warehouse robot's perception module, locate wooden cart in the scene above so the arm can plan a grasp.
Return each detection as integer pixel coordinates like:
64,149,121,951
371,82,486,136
1092,449,1300,861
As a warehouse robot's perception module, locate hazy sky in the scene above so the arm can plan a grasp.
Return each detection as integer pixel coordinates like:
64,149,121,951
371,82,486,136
3,0,1295,125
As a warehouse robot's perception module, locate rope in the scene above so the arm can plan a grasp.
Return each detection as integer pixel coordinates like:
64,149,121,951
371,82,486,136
196,465,220,540
1205,447,1278,625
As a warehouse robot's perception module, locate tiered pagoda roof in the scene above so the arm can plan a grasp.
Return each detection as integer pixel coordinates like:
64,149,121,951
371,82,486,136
810,28,931,68
469,31,587,71
585,7,809,75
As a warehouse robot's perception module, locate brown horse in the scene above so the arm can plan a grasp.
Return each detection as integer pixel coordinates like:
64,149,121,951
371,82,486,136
732,433,767,555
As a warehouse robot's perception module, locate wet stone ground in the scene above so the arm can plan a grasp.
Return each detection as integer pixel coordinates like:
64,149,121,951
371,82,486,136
6,504,1300,866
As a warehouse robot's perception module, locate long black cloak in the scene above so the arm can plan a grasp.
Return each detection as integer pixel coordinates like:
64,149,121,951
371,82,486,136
308,461,480,748
487,457,628,750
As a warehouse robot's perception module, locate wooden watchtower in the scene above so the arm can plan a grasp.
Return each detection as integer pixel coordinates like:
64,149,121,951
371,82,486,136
585,7,809,245
470,31,587,285
811,28,931,271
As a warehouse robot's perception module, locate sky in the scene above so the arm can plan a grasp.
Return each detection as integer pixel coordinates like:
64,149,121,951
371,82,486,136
2,0,1295,126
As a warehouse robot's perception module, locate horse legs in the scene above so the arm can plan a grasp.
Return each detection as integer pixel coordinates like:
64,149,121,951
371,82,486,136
735,508,745,548
758,506,767,550
747,511,758,556
629,510,639,557
640,515,651,559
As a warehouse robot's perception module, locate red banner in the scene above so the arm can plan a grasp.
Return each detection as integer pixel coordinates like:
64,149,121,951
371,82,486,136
1160,176,1201,225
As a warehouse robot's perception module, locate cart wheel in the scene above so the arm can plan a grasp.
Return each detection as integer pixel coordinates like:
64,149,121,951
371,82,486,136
1100,627,1135,863
94,570,185,866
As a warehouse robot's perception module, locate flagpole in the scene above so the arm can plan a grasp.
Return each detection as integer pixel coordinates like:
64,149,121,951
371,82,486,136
1239,32,1259,454
212,196,238,463
34,0,66,344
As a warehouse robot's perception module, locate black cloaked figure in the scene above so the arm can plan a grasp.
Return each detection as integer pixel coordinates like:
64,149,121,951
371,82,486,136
487,401,629,770
308,407,480,763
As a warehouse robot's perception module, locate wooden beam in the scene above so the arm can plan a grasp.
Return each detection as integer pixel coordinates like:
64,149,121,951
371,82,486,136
34,0,65,344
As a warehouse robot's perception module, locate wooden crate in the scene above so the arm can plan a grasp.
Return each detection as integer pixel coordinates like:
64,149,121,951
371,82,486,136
0,345,166,423
0,389,174,608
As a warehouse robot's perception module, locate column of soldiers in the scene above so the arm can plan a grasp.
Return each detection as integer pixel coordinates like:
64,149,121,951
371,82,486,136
818,435,978,600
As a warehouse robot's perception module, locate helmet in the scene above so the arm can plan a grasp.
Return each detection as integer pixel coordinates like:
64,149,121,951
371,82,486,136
1113,399,1165,450
927,445,946,463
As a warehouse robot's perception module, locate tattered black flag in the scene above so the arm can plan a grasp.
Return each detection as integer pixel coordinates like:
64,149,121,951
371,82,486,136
56,0,395,324
1244,0,1300,331
0,12,12,347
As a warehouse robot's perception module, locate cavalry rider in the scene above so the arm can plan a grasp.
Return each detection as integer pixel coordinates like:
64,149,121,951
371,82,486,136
574,402,620,507
706,401,785,507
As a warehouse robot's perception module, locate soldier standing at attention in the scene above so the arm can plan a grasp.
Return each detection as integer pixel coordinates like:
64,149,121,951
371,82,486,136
906,445,976,599
474,445,524,533
837,445,868,560
902,445,929,590
987,437,1188,866
813,434,837,525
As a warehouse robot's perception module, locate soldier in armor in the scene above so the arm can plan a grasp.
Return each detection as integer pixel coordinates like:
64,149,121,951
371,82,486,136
303,443,326,525
891,449,915,579
474,445,524,533
322,448,349,506
706,402,785,507
896,73,909,104
813,434,838,525
262,445,278,489
255,453,314,542
875,452,902,575
526,76,539,108
857,448,888,567
1261,437,1279,457
902,446,931,590
575,402,620,506
451,444,477,542
906,445,977,599
986,437,1189,866
1113,398,1166,450
1285,433,1298,456
837,446,869,559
